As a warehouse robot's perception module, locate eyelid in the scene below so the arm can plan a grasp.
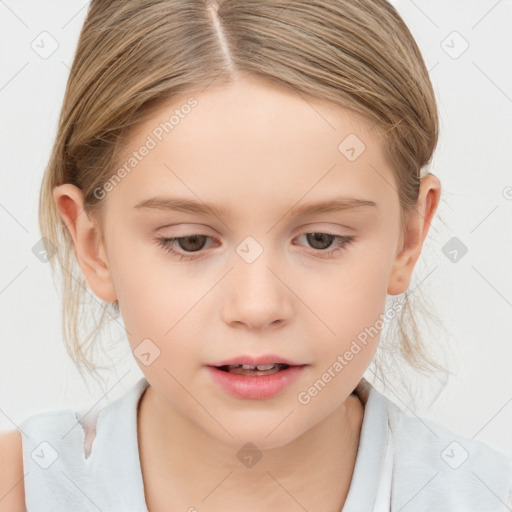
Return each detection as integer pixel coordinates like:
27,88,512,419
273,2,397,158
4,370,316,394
154,230,355,261
155,223,216,234
293,222,356,235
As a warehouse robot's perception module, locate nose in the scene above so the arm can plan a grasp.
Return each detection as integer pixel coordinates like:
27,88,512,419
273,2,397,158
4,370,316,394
221,250,293,330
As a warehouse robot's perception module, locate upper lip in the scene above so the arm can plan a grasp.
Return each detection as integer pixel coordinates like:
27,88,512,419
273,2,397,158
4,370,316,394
207,354,306,367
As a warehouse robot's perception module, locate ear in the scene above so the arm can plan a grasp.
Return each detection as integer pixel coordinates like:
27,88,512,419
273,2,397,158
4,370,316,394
52,184,117,303
387,173,441,295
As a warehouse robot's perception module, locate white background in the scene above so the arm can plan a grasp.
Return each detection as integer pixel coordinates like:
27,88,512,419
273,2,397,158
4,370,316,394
1,0,511,458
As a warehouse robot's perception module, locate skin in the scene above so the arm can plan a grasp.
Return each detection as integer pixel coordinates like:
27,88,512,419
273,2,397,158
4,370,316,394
53,75,440,511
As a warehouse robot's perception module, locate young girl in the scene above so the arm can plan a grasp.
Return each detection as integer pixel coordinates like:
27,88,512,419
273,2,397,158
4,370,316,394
2,0,511,510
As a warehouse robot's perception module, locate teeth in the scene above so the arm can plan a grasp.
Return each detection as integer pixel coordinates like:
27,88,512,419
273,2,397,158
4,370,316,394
217,363,293,374
255,364,276,370
240,363,277,370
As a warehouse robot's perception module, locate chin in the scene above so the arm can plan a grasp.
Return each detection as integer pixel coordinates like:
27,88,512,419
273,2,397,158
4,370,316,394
204,417,306,453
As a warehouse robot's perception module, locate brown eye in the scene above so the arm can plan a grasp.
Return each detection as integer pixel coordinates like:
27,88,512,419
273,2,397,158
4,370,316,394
154,234,216,261
175,235,208,252
295,232,354,258
305,233,336,250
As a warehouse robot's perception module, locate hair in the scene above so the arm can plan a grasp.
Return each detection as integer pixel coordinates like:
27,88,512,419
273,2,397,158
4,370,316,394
39,0,451,399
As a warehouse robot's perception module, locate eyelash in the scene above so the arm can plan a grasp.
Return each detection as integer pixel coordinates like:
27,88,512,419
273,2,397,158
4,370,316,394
154,233,355,261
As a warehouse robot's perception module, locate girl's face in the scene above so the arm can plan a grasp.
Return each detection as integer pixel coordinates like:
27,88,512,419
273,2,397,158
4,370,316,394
89,76,433,449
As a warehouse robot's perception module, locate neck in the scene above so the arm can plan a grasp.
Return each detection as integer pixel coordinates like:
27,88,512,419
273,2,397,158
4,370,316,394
137,384,365,512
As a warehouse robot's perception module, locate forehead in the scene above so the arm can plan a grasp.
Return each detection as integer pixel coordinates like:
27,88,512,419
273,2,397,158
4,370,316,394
105,76,397,216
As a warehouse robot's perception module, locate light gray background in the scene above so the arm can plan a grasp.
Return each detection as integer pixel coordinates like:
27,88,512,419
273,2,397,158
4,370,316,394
1,0,511,458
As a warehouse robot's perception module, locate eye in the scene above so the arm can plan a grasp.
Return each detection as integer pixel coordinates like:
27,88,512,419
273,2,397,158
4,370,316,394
295,232,354,257
155,232,354,261
154,235,216,261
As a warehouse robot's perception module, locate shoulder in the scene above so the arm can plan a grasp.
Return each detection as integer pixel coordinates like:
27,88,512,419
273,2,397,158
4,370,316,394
376,390,512,510
0,430,26,512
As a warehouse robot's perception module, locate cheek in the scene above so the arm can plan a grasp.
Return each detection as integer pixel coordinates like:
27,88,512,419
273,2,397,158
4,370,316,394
107,238,206,359
303,241,394,370
308,248,392,332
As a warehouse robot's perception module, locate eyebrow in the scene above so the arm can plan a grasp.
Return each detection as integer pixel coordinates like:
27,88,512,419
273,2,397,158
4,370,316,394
133,195,377,218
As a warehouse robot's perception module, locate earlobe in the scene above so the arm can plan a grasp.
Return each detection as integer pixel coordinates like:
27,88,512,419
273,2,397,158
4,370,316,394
52,184,117,303
387,174,441,296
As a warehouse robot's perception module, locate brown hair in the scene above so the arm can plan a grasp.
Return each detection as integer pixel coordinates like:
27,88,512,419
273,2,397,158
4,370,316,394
39,0,449,397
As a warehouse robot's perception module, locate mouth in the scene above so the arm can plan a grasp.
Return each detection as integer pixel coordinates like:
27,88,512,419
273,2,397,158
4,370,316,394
215,363,291,376
205,357,308,399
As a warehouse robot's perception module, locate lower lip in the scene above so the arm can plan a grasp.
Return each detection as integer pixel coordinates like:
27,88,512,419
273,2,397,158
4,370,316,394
206,365,307,400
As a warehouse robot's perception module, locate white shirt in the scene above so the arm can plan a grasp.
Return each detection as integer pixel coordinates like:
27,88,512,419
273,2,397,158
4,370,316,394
19,377,512,511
